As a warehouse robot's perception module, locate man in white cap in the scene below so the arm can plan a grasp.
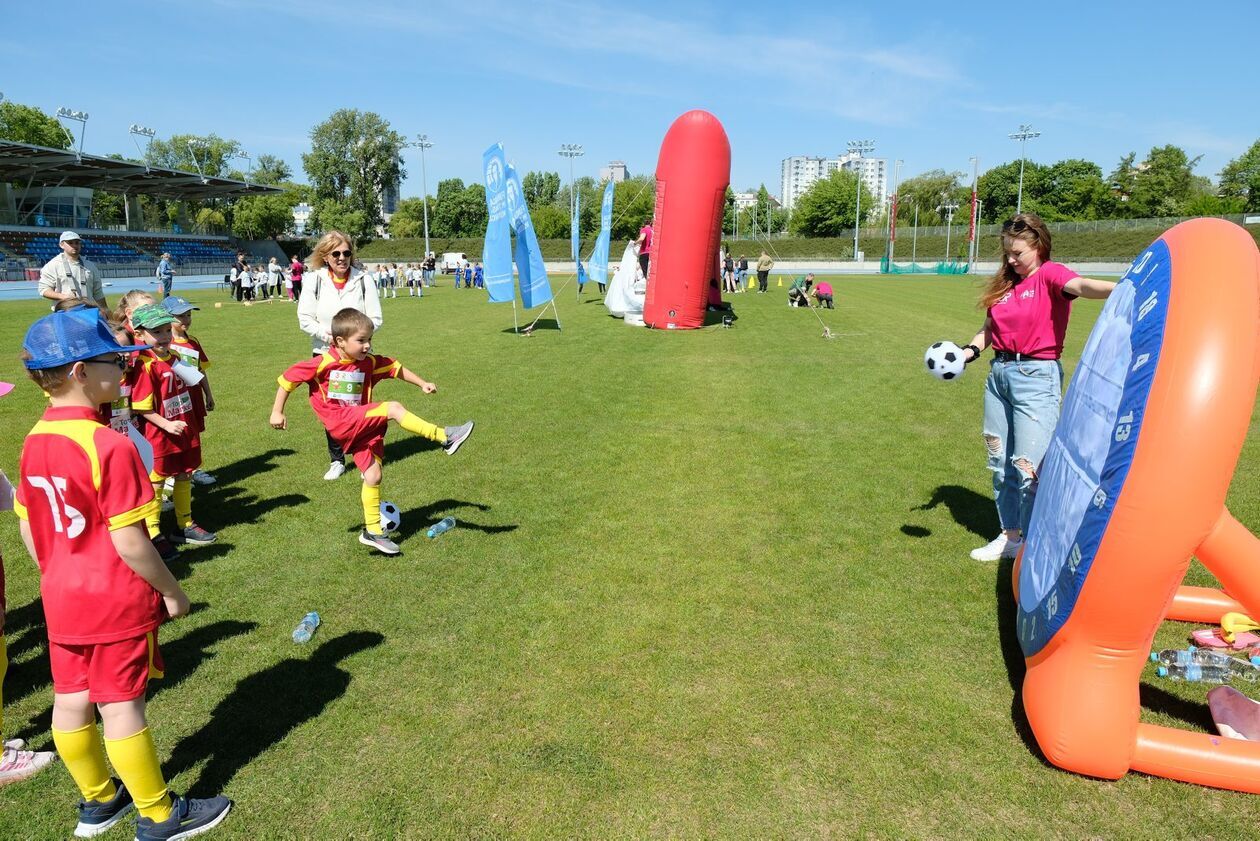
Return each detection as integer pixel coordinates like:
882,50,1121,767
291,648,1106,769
38,232,106,309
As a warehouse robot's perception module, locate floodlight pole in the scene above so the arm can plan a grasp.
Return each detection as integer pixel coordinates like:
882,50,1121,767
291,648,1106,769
1009,124,1040,214
55,107,89,160
414,134,433,259
558,144,584,247
235,151,252,184
129,124,156,172
186,141,209,184
968,156,979,266
912,203,919,265
938,197,960,263
889,159,903,262
847,139,874,262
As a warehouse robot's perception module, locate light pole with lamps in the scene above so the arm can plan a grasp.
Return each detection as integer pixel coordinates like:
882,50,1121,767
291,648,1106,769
129,124,156,170
938,197,960,263
413,134,433,260
847,139,874,261
234,150,252,183
55,107,89,159
557,144,584,232
1008,124,1040,214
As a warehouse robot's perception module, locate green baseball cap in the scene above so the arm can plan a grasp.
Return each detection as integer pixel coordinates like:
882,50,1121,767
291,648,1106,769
131,304,175,330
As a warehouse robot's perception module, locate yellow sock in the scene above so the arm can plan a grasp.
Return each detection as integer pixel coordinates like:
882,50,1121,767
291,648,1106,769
399,410,445,443
147,477,164,537
52,724,117,803
362,482,382,534
104,728,171,822
173,478,193,529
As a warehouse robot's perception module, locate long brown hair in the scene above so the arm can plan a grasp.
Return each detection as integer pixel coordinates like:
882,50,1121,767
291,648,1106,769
978,213,1052,310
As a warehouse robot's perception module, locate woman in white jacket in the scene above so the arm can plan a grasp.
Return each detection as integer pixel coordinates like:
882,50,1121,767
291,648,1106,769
297,230,383,480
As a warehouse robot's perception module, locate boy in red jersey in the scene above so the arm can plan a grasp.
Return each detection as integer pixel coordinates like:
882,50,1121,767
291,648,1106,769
15,308,231,839
161,296,217,487
0,378,58,786
128,305,216,551
271,307,474,554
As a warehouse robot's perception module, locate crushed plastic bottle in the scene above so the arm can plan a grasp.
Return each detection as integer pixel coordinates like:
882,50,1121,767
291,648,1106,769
426,516,456,539
292,611,321,644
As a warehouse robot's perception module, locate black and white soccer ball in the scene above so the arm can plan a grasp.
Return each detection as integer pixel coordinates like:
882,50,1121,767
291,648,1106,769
924,341,966,381
380,501,401,533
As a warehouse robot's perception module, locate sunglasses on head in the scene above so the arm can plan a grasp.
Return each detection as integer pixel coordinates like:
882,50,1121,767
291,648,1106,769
1002,218,1030,233
329,249,352,258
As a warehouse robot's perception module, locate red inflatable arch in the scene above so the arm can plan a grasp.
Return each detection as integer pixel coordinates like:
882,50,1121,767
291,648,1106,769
643,110,731,330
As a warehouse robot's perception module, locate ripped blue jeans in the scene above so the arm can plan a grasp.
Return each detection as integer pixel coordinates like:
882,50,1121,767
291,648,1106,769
983,358,1063,537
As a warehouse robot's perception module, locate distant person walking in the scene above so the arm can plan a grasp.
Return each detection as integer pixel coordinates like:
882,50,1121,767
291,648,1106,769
38,231,106,309
756,250,773,293
297,230,383,481
156,252,175,298
290,254,304,300
637,220,653,278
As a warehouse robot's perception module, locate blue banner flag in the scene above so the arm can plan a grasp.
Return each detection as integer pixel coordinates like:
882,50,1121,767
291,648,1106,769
588,180,614,286
481,144,514,303
505,163,552,309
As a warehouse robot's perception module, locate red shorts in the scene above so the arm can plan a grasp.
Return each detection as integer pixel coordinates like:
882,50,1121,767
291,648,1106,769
325,403,388,472
49,631,164,703
152,446,202,478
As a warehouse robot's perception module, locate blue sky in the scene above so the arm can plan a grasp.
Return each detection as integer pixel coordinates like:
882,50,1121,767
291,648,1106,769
3,0,1256,198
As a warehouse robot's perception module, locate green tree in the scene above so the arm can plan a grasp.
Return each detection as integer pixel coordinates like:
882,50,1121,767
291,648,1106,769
251,154,293,186
976,162,1045,223
429,179,487,237
148,134,241,177
1041,159,1111,220
0,101,71,148
388,197,430,239
303,109,407,242
232,193,297,239
1127,145,1200,217
789,170,873,238
608,176,656,241
522,171,561,207
1106,152,1140,217
1219,139,1260,211
896,170,967,225
722,187,736,234
195,207,227,232
531,204,569,239
311,199,366,241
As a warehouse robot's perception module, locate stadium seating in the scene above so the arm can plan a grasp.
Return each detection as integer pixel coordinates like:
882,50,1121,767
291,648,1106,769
160,239,237,265
0,229,236,268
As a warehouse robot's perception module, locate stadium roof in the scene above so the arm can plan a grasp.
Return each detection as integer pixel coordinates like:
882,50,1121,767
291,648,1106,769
0,140,281,200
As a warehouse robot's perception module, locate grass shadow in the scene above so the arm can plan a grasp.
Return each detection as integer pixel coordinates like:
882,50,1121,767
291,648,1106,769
349,498,518,540
1139,683,1216,731
501,318,561,335
165,543,237,581
382,434,443,464
194,487,310,532
149,619,258,700
914,484,998,539
994,557,1049,765
164,631,384,796
900,525,932,538
203,447,296,487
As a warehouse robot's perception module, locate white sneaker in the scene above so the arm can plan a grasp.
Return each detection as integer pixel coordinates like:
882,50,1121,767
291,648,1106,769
970,534,1023,562
323,461,346,481
191,469,217,486
0,744,56,786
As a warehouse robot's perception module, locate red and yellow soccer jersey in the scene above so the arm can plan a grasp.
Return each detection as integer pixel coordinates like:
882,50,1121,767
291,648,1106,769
97,362,142,434
131,350,200,460
15,406,162,644
171,334,211,430
279,352,402,468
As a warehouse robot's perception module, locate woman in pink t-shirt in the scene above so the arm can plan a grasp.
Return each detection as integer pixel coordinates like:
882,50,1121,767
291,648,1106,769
958,214,1115,562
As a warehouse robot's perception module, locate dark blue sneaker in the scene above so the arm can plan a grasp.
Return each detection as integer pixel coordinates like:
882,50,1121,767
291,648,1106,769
134,793,232,840
73,779,133,837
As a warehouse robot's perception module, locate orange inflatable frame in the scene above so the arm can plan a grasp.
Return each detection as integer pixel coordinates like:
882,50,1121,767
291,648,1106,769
1015,219,1260,793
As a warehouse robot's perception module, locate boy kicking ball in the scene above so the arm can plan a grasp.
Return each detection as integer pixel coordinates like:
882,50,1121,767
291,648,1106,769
271,308,473,554
16,308,230,839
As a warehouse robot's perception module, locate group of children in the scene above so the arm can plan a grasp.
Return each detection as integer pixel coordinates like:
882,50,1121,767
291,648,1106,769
451,261,484,290
368,263,434,298
0,288,474,835
229,257,294,302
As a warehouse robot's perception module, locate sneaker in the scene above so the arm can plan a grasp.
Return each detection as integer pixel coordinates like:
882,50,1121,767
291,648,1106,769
0,744,55,788
359,529,401,555
191,470,217,486
160,498,175,513
152,535,180,563
72,779,131,836
323,461,347,481
970,534,1023,562
134,792,232,841
178,524,217,546
442,421,474,456
3,738,25,751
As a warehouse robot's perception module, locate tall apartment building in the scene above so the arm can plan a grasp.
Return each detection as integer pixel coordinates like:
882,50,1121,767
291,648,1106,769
781,153,887,217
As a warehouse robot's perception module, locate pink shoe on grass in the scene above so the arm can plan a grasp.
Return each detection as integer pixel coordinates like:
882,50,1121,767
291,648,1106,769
0,743,56,786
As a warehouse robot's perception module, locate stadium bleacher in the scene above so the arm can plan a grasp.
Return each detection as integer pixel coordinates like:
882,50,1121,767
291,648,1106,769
0,229,237,268
160,239,237,265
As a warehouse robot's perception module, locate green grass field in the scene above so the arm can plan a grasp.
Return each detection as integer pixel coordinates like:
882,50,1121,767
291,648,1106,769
3,275,1260,838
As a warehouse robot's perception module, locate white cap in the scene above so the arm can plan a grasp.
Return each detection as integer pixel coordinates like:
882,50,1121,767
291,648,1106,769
59,231,81,242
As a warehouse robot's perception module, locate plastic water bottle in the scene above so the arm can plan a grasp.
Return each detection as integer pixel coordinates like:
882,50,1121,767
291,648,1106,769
426,516,456,539
1151,647,1233,668
1156,662,1231,683
292,612,320,644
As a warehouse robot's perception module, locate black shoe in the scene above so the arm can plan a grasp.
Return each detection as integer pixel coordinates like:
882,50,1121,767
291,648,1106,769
151,535,180,563
74,779,133,837
134,793,231,841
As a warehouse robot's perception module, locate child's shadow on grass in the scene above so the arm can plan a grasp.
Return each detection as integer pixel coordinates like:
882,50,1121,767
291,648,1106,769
165,542,238,581
347,498,517,541
993,557,1052,767
205,447,295,487
197,487,310,532
383,434,443,464
2,598,49,711
164,630,384,797
906,485,997,539
14,616,255,748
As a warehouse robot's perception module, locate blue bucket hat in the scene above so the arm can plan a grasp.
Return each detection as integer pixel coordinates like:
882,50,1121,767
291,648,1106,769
23,308,151,370
160,295,199,316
